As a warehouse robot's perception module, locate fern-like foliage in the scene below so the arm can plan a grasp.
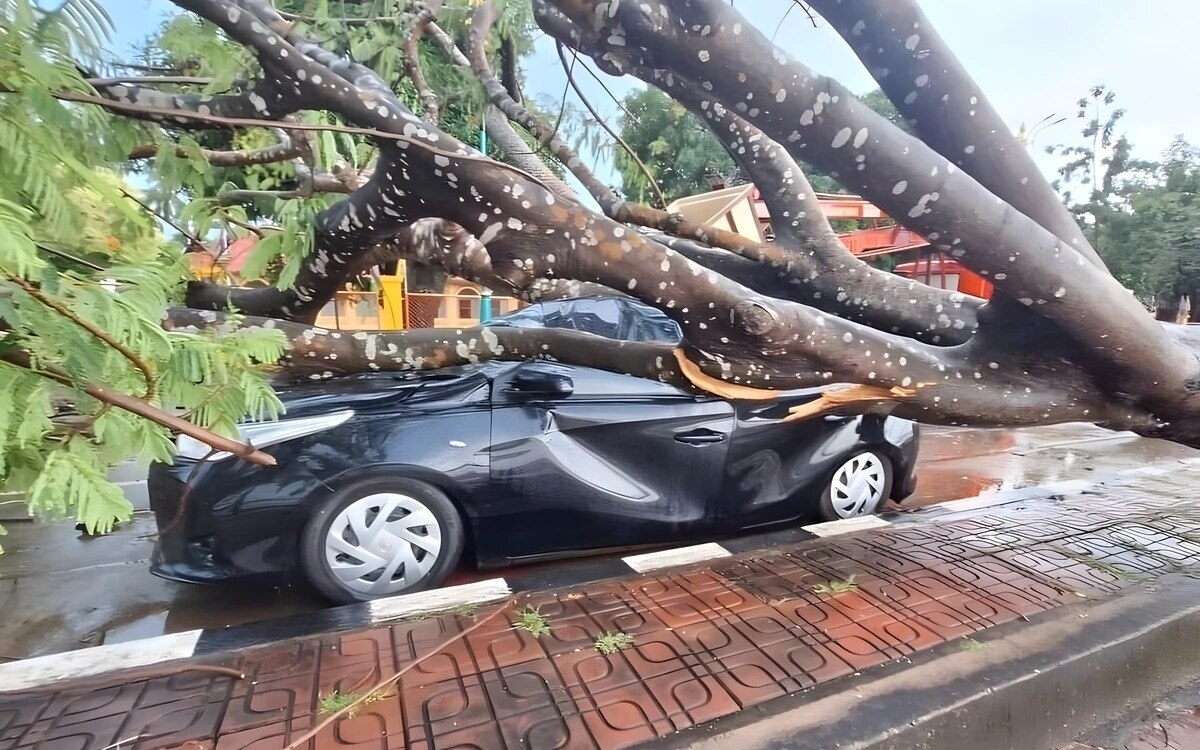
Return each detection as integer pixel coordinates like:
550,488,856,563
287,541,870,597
0,1,287,539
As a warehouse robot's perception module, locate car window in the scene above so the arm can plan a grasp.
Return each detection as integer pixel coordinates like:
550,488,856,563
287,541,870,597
486,296,681,344
562,298,622,338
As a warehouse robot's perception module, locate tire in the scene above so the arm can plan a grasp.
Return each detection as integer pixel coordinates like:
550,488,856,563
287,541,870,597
300,476,464,604
817,450,894,522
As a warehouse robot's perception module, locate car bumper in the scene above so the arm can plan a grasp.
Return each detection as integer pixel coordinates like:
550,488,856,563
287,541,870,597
147,462,239,584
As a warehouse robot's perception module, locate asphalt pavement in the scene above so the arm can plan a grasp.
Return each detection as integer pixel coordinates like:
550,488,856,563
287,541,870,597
0,423,1195,660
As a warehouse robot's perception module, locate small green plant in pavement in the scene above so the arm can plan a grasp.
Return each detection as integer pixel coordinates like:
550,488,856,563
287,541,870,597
959,637,987,652
812,575,859,595
514,606,551,638
319,690,360,716
319,688,388,717
595,631,635,655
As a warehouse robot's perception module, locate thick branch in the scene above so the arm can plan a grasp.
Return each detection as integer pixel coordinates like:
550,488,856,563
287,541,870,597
468,0,616,207
808,0,1105,268
128,137,302,167
425,19,578,199
540,0,1198,410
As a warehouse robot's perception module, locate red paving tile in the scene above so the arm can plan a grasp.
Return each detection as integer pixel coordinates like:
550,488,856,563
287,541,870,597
8,479,1200,749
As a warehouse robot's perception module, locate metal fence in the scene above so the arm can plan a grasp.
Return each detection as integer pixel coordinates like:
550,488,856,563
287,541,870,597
313,291,522,331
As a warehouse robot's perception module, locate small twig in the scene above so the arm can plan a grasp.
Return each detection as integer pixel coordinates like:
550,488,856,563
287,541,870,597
119,189,205,248
277,9,405,24
403,10,440,123
557,43,666,208
8,277,157,401
34,242,106,272
87,75,214,86
216,210,265,238
60,91,554,194
152,447,216,539
0,351,276,467
282,600,513,750
98,735,145,750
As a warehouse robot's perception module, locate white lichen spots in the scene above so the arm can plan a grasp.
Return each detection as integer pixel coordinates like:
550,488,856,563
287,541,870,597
480,327,503,355
905,34,920,50
478,223,503,245
660,258,670,272
851,19,866,35
627,278,637,290
988,362,1000,370
506,217,524,231
775,88,787,103
904,91,919,105
901,376,913,387
1054,287,1066,298
853,128,869,148
800,109,814,126
907,192,939,218
915,74,929,87
963,145,976,154
892,180,908,195
698,50,711,62
831,127,853,148
434,155,450,167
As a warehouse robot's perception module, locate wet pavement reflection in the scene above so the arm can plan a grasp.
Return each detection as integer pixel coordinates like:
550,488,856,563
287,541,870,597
0,423,1194,660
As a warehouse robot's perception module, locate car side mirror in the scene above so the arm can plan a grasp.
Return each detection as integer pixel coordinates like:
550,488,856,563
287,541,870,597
509,368,574,397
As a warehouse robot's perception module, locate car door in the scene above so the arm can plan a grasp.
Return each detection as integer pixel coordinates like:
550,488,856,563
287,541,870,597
481,360,735,561
714,394,874,528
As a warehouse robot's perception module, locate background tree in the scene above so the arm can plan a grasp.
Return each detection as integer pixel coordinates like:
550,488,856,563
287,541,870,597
616,86,907,205
5,0,1200,540
615,87,738,206
1048,88,1200,317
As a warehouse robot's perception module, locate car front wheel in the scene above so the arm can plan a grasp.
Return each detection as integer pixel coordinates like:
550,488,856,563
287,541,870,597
300,477,464,604
818,450,894,522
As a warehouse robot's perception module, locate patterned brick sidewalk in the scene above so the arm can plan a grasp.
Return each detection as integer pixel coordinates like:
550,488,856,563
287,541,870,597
4,465,1200,750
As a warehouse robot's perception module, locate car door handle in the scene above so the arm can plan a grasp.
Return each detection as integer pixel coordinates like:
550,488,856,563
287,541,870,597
674,429,726,445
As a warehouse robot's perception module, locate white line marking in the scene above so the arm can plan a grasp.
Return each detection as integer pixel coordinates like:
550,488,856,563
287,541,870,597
802,515,892,537
0,630,202,692
623,542,731,573
368,578,510,622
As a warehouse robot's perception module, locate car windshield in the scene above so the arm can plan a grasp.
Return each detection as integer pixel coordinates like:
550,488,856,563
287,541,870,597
484,296,681,344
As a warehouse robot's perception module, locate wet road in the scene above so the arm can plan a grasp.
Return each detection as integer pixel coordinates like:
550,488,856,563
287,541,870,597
1,423,1195,660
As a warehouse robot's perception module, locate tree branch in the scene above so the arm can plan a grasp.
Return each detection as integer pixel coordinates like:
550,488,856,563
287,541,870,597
807,0,1106,268
540,0,1198,411
468,0,617,207
0,351,276,467
403,8,441,123
8,278,158,401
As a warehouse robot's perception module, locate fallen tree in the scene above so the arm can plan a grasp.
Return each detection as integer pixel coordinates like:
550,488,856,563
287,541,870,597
2,0,1198,530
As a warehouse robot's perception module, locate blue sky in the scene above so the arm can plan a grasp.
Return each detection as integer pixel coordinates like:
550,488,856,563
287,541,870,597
102,0,1199,193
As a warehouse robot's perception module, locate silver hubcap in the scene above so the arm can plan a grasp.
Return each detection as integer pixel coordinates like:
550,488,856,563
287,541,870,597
325,492,442,596
829,453,887,518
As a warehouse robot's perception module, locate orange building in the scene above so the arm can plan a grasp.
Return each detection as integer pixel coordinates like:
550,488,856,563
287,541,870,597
666,185,993,300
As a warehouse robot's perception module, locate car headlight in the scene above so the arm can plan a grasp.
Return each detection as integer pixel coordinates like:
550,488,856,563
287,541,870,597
175,410,355,462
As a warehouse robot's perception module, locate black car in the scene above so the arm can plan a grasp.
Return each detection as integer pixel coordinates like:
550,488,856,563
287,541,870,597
149,297,919,603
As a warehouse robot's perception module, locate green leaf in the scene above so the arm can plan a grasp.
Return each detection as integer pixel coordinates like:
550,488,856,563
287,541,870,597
26,442,132,534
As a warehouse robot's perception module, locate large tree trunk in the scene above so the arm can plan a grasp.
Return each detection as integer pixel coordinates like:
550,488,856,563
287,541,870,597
110,0,1200,448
